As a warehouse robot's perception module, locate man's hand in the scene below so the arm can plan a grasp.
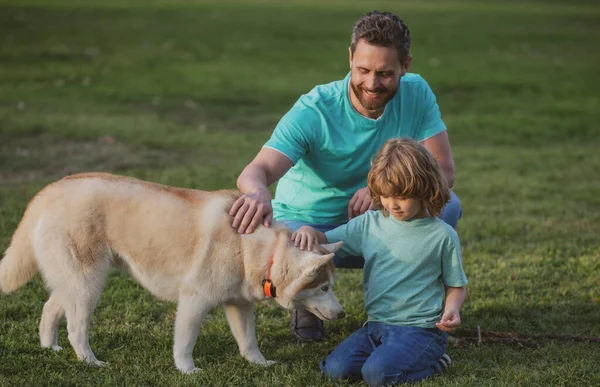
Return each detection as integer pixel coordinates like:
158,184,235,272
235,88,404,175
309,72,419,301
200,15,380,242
436,309,461,332
229,189,273,234
233,147,293,234
348,187,373,220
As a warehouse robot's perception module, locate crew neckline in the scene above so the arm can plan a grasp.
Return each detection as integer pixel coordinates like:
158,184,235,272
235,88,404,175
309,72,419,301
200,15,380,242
387,214,436,227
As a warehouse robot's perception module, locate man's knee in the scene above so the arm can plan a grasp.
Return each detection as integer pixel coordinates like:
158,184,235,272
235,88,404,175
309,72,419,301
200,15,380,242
440,190,462,229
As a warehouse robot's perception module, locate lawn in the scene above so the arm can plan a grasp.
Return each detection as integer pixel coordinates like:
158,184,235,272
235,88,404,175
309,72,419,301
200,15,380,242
1,0,599,386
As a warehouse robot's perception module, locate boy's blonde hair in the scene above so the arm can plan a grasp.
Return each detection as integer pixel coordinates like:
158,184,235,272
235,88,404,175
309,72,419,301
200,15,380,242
367,138,450,217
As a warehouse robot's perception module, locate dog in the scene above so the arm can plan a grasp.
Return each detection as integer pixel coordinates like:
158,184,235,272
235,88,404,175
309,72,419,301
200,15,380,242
0,172,345,373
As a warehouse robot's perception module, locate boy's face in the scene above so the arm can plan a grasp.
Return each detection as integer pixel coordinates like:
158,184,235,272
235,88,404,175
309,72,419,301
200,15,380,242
380,196,427,221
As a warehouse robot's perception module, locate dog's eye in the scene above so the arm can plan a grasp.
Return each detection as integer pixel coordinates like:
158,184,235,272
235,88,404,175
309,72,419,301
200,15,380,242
321,285,329,292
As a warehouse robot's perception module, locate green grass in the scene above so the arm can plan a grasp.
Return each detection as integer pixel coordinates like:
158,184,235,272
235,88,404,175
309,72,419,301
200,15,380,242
1,0,599,385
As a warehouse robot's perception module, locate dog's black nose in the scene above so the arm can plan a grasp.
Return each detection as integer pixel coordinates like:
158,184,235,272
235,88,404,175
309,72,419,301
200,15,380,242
338,311,346,319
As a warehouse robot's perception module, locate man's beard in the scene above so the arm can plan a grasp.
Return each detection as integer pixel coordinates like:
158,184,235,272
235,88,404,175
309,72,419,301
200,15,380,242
350,81,398,115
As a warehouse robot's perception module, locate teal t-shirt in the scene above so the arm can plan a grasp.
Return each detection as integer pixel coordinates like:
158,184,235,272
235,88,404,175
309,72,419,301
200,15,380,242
325,211,468,328
264,72,447,224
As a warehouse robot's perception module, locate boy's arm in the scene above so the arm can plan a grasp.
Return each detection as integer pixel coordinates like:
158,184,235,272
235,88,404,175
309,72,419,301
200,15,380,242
436,286,467,332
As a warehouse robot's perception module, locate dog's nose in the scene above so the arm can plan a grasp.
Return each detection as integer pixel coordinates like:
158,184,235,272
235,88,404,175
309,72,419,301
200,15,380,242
337,311,346,319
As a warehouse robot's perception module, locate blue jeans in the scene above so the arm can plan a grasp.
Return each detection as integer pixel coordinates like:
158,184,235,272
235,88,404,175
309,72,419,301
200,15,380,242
320,322,447,386
282,190,462,269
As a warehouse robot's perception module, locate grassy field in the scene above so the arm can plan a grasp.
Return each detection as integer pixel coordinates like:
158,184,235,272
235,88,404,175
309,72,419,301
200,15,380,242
1,0,599,385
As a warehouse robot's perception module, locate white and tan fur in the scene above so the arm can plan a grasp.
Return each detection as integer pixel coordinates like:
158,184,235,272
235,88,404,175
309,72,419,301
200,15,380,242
0,173,344,373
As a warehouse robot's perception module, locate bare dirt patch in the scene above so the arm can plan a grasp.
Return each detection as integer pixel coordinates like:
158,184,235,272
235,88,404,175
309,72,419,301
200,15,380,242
0,135,180,184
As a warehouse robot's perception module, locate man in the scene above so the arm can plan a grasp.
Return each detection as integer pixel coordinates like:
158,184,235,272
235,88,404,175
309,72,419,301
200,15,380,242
230,11,461,342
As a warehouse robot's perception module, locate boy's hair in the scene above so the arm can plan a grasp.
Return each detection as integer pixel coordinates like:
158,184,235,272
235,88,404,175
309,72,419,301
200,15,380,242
368,138,450,217
350,10,411,64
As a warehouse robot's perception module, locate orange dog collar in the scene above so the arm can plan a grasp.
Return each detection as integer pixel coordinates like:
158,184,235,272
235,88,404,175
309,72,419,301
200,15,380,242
262,241,278,298
262,279,277,298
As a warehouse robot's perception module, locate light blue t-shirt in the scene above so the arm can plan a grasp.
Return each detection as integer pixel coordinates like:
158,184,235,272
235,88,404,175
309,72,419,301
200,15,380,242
264,72,447,224
325,211,468,328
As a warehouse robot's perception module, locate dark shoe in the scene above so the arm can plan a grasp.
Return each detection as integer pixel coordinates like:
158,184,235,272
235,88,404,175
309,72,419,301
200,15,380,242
291,309,324,342
439,353,452,371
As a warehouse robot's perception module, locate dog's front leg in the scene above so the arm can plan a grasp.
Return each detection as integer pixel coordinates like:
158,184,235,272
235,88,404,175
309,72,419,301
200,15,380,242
173,292,213,374
223,303,275,366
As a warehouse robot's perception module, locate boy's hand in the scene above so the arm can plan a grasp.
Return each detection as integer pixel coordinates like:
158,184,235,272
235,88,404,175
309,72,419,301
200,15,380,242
291,226,320,251
436,309,461,332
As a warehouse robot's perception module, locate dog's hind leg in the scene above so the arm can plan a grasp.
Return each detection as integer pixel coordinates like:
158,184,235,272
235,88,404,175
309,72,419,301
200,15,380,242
33,216,110,367
58,259,110,367
223,303,274,366
63,278,107,367
40,292,65,351
173,291,213,374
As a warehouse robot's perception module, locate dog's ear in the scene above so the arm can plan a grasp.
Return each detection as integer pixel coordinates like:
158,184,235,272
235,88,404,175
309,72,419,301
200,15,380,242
319,241,343,254
301,252,335,278
318,252,335,264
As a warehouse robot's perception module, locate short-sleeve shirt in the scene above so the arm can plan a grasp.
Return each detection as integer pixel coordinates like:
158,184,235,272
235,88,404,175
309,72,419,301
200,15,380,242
264,72,446,224
325,211,468,328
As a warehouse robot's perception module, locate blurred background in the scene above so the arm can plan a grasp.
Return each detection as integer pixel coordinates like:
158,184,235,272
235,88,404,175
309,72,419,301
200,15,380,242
1,1,599,385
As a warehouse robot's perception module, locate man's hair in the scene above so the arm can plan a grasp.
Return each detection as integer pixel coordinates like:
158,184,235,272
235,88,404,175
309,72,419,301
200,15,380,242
350,10,411,64
368,138,450,217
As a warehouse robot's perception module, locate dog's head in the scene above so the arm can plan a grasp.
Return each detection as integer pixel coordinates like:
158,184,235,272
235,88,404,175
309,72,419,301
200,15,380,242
274,241,345,321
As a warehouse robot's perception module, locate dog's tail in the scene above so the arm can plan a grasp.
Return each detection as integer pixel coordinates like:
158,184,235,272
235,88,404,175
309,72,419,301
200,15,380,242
0,209,39,294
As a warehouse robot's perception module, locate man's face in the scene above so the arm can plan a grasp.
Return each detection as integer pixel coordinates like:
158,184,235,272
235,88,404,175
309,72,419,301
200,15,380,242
349,39,410,118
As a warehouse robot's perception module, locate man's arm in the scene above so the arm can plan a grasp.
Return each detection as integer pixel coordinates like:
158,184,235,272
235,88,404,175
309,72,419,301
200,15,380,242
230,147,293,234
422,130,455,188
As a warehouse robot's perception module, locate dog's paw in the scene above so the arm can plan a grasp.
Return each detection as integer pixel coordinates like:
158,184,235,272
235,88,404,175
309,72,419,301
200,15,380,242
175,357,202,374
251,359,276,367
91,360,108,367
41,342,63,352
181,367,202,374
